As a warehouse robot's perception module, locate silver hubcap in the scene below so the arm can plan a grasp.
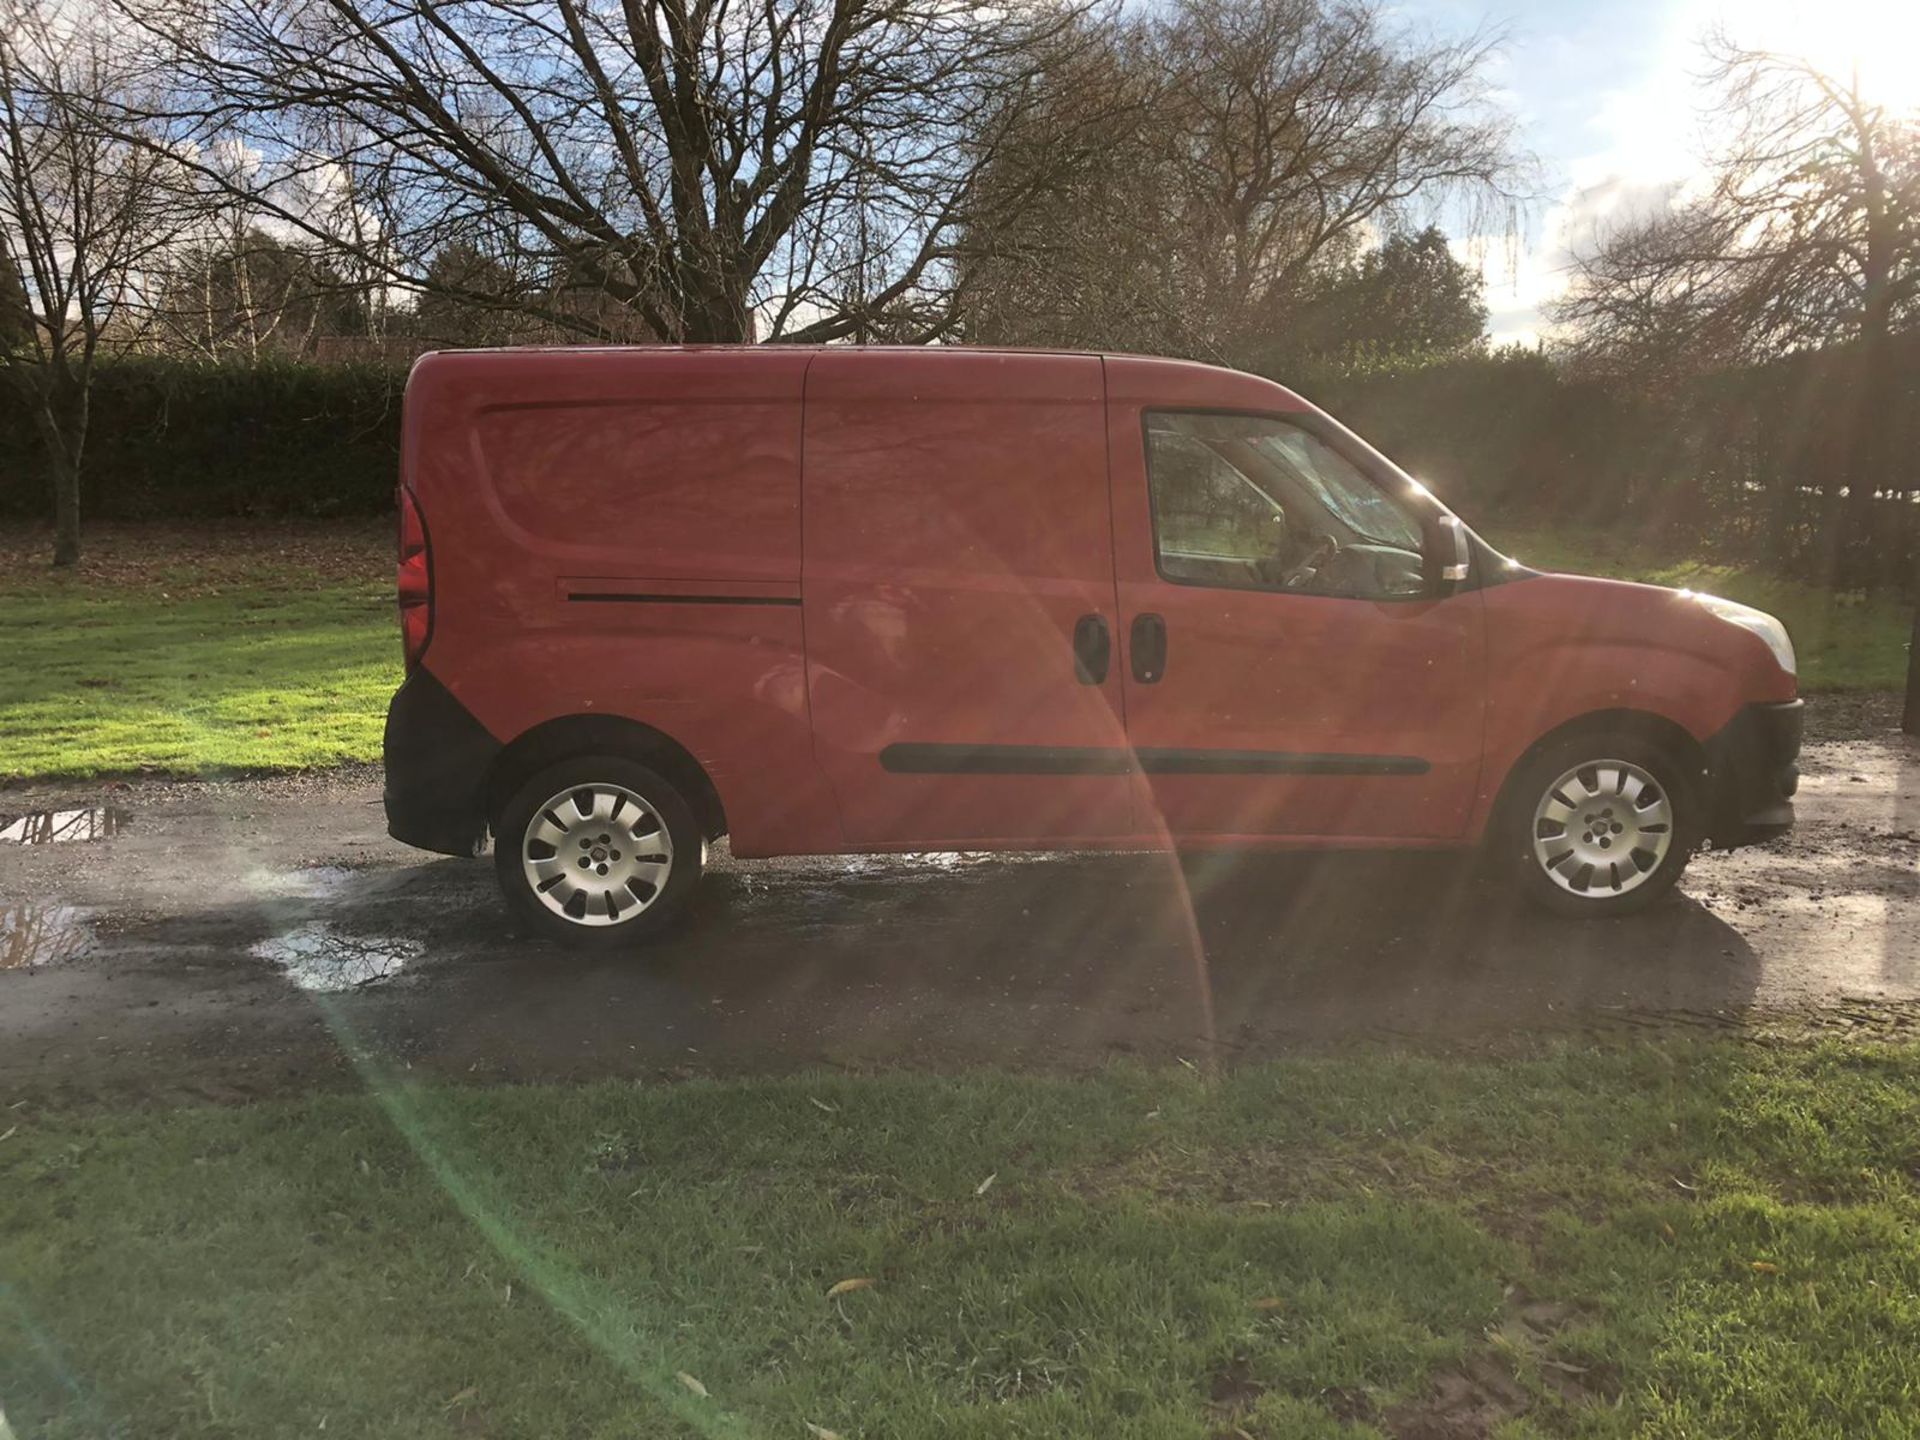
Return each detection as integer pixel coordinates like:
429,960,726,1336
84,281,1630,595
521,784,673,926
1530,759,1674,898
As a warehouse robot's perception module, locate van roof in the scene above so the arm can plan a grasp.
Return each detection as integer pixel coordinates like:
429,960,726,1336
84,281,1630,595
406,344,1312,415
413,342,1241,371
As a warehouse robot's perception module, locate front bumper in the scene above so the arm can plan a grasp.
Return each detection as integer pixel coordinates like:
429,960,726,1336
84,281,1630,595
1702,699,1802,848
383,667,499,857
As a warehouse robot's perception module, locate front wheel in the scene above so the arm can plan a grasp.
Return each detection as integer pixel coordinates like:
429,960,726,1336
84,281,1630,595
1499,737,1699,917
494,756,704,946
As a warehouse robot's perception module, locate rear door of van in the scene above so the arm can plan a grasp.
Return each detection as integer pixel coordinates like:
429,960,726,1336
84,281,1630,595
801,350,1132,846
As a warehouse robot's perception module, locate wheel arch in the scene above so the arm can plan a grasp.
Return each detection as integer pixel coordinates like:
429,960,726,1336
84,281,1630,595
485,714,728,841
1489,707,1709,828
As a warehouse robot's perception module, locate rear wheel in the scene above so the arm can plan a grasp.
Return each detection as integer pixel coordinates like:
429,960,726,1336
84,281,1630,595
494,756,704,945
1500,736,1698,917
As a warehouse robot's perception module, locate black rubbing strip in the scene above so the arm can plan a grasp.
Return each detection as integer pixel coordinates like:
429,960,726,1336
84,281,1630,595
566,592,802,607
879,744,1135,776
1138,749,1429,776
878,744,1429,777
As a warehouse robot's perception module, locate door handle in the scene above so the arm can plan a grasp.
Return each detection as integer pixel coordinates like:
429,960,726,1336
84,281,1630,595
1130,613,1166,683
1072,614,1110,685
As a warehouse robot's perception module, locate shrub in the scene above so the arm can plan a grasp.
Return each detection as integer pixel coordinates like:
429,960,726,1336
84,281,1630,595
0,358,404,519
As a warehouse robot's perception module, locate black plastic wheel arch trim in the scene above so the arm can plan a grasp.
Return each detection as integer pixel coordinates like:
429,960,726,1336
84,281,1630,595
383,666,501,857
1701,698,1802,848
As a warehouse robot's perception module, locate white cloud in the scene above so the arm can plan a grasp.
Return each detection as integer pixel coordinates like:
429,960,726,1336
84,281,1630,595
1452,0,1920,343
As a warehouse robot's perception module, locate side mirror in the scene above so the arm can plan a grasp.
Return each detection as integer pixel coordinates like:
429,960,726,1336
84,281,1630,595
1427,515,1470,597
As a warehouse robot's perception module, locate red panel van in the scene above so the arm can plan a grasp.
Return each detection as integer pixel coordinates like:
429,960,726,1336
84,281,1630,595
383,347,1801,944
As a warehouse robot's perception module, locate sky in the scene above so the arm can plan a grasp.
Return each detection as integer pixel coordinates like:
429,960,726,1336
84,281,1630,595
1394,0,1920,345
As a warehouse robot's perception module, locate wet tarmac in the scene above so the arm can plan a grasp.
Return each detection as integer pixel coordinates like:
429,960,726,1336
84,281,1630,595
1,732,1917,1104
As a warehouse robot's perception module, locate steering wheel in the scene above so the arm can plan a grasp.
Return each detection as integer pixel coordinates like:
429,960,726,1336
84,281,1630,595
1279,533,1340,590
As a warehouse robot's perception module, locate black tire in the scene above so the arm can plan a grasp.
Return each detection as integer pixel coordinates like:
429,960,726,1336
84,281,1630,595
1496,734,1700,918
493,755,705,946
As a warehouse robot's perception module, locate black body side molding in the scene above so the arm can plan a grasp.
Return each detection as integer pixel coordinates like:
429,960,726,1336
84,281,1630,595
565,592,802,607
878,743,1428,777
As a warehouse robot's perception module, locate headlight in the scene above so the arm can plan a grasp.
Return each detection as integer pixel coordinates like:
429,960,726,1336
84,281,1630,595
1692,593,1796,676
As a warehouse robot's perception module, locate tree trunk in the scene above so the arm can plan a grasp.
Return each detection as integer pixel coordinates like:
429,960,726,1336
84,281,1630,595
1845,311,1895,587
674,261,754,344
1846,118,1896,588
32,369,88,569
1905,605,1920,736
49,444,80,567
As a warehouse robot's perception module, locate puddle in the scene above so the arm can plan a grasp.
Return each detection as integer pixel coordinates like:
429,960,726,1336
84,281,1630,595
250,923,422,993
0,807,127,845
841,851,997,874
1,903,95,968
902,851,993,870
246,865,357,901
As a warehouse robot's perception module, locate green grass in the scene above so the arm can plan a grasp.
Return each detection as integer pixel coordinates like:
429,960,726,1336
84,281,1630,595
5,1041,1920,1438
1485,525,1911,694
0,530,399,780
0,583,397,780
0,518,1903,782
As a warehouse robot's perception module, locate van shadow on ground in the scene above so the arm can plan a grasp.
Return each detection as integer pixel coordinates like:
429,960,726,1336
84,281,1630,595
304,847,1764,1076
1,846,1765,1099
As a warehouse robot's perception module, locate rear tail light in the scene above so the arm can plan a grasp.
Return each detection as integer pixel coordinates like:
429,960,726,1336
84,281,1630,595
397,485,432,671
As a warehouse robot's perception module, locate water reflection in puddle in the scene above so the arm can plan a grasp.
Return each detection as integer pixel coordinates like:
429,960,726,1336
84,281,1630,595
250,923,422,993
0,807,127,845
1,903,94,968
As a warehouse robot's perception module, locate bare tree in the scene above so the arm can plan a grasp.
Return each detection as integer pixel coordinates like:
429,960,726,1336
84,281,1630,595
153,219,348,359
117,0,1102,345
963,0,1523,364
0,0,189,566
1552,42,1920,574
958,16,1171,350
1556,44,1919,370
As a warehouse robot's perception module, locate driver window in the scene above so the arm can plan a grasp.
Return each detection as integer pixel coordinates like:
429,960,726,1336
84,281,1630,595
1145,411,1428,599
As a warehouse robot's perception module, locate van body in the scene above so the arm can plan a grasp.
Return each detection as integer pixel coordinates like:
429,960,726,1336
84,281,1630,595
383,347,1801,941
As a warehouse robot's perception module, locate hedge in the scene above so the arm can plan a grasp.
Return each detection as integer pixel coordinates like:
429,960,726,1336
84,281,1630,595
0,358,403,519
1293,340,1920,589
4,343,1914,589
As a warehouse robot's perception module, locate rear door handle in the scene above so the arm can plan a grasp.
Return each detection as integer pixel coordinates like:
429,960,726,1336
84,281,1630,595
1072,614,1110,684
1130,613,1166,683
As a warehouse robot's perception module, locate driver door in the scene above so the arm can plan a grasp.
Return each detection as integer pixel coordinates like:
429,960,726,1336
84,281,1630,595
1111,402,1487,840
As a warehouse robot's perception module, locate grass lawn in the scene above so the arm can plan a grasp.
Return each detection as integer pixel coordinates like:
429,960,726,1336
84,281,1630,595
4,1040,1919,1438
1483,524,1912,694
0,524,399,781
0,519,1905,782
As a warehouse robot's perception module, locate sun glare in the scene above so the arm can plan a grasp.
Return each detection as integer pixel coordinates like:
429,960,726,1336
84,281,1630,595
1707,0,1920,110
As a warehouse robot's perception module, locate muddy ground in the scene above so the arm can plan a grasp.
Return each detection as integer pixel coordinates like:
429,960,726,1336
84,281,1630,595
3,718,1917,1105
